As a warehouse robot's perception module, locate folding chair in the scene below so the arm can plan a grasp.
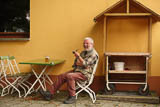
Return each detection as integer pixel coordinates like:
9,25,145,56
0,63,9,94
0,56,32,97
75,53,99,103
8,56,33,96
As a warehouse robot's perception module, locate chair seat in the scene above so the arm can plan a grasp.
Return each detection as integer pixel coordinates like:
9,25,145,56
6,71,33,77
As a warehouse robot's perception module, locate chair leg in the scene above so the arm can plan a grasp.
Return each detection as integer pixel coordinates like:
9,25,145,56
76,84,96,103
1,84,12,96
18,84,26,96
21,82,29,92
5,78,22,97
25,81,35,94
11,86,16,94
85,88,94,103
87,87,96,103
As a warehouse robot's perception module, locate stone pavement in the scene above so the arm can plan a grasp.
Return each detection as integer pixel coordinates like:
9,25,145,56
0,91,160,107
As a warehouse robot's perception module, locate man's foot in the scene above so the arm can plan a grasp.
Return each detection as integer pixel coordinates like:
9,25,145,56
39,88,53,101
63,96,76,104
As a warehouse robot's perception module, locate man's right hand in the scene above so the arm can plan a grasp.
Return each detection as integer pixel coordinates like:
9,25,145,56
74,51,80,58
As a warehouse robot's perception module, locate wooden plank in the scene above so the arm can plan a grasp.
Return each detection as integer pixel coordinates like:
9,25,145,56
148,17,152,53
145,57,148,83
127,0,129,13
106,56,108,81
132,0,160,21
94,0,125,21
148,17,152,76
104,13,151,16
105,52,151,56
103,17,106,57
109,70,146,74
103,16,107,75
108,81,145,83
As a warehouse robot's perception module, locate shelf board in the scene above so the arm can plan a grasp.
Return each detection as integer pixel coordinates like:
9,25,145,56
104,13,151,16
105,52,151,56
108,81,145,83
109,70,146,74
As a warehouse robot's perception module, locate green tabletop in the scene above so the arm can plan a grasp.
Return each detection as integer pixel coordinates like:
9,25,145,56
19,59,65,66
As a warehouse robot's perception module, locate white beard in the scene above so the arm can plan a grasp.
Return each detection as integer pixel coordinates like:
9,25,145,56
85,47,93,51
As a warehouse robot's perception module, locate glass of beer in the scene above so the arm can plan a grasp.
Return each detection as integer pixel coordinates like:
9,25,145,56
45,56,50,62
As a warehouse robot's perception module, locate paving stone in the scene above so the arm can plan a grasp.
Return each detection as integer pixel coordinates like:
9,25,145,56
0,91,159,107
97,91,160,104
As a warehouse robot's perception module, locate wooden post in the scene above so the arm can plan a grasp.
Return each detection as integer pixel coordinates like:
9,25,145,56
127,0,130,13
103,16,107,75
148,17,152,53
148,17,152,76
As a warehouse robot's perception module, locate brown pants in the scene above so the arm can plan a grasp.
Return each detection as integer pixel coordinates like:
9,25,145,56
50,70,87,96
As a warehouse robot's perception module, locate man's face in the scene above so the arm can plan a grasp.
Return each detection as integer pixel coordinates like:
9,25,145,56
83,39,93,51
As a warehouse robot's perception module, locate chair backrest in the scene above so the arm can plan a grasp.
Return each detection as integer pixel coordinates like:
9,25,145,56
88,51,99,85
9,56,21,74
0,56,10,76
0,56,20,76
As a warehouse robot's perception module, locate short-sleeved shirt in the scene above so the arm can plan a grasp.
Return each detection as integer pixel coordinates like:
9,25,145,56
72,48,98,79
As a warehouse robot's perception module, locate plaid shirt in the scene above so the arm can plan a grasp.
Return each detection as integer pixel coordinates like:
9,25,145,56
72,48,98,79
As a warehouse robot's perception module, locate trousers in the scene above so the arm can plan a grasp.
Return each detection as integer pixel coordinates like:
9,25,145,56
50,70,87,96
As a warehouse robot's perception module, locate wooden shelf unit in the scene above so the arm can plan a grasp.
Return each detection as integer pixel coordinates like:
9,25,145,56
93,0,160,95
105,52,151,83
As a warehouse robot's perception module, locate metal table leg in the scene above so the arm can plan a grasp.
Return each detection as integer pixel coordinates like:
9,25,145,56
24,65,48,97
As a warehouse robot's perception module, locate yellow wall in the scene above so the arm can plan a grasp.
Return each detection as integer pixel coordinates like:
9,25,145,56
106,17,148,52
0,0,160,76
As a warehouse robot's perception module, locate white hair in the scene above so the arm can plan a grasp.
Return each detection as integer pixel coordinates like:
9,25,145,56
84,37,94,44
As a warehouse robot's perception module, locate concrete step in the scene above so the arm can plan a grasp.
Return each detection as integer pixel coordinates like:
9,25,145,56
97,91,160,104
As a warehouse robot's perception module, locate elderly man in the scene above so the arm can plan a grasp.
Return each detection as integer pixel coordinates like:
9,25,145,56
39,37,98,104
